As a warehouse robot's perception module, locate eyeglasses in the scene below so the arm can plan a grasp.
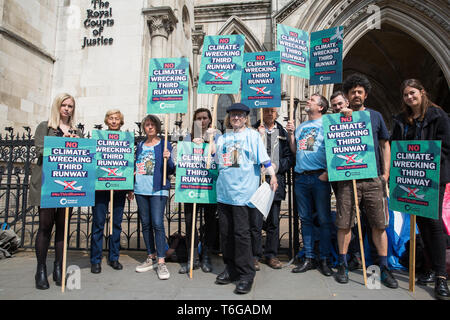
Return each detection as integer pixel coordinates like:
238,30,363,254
229,113,246,119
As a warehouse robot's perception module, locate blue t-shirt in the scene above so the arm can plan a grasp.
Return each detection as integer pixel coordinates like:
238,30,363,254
294,117,327,173
216,128,270,206
134,142,169,197
366,108,390,176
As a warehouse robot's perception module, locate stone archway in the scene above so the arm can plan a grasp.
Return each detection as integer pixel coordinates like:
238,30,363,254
291,0,449,125
216,15,265,126
334,23,449,129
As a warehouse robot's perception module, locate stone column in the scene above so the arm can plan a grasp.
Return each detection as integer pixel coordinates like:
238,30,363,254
144,7,178,58
191,25,205,124
143,7,178,132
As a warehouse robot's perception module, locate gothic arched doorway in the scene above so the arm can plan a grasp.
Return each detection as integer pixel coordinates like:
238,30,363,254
334,24,449,129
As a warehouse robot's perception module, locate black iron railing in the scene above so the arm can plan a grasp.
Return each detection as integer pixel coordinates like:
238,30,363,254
0,125,299,259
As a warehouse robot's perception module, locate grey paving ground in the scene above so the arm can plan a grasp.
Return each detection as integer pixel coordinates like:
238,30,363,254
0,249,437,301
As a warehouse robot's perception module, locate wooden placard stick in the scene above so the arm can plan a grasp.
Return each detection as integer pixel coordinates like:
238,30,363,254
260,108,266,183
352,179,368,286
163,114,169,185
289,76,294,121
189,202,197,279
61,207,70,293
206,94,219,169
409,214,416,292
109,189,114,236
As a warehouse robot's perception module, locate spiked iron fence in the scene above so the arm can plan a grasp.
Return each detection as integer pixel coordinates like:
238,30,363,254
0,125,299,259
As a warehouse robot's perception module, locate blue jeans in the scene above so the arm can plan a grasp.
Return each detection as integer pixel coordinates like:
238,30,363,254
294,173,333,260
90,190,126,264
135,194,168,258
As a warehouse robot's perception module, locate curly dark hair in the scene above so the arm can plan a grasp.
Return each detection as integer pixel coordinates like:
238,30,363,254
343,73,372,95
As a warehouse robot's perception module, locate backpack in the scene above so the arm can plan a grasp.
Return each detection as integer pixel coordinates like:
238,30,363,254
0,226,21,259
165,232,188,263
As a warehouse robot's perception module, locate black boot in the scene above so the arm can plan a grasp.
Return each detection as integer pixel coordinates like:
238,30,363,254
201,248,213,273
35,263,49,290
435,277,450,300
53,261,62,286
178,257,200,274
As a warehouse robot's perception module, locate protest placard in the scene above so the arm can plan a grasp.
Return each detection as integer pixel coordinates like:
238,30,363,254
41,136,96,208
277,24,310,79
323,110,378,286
389,140,441,219
389,140,441,292
241,51,281,109
147,57,189,184
147,57,189,114
198,35,245,94
40,136,96,293
174,142,218,204
310,26,344,85
174,141,218,278
323,111,378,182
92,130,134,191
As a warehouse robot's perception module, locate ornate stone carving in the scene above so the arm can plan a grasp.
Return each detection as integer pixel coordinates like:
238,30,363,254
143,7,178,39
192,25,205,55
194,1,271,19
273,0,307,24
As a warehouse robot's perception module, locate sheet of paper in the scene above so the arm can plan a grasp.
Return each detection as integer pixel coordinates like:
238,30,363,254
250,182,275,220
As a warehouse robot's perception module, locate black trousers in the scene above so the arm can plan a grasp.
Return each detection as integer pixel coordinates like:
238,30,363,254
263,200,281,259
249,206,263,260
184,203,218,258
417,184,448,277
218,203,256,281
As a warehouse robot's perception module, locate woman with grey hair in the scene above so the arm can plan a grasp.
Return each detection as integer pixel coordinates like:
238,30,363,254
90,109,128,274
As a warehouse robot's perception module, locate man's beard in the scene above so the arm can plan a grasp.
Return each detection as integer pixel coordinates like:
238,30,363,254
350,99,364,110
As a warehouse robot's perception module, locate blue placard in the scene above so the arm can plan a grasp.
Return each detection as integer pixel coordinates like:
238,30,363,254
41,136,96,208
310,26,344,85
241,51,281,109
277,24,310,79
147,57,189,114
198,35,245,94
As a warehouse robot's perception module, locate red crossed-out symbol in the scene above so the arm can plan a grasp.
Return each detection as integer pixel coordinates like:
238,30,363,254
256,87,267,94
63,181,76,190
406,187,419,198
106,168,119,176
344,154,357,163
214,72,226,79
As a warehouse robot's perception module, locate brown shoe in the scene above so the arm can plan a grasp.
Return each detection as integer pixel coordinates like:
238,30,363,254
266,257,282,269
254,258,260,271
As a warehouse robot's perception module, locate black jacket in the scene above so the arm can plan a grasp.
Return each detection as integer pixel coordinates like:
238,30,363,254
391,106,450,184
252,120,294,201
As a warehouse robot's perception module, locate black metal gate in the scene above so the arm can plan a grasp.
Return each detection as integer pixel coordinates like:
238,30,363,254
0,126,299,259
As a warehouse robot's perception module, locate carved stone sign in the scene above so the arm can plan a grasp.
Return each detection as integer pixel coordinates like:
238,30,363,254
82,0,114,49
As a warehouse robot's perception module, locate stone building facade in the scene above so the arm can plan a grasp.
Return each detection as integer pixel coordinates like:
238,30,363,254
1,0,448,135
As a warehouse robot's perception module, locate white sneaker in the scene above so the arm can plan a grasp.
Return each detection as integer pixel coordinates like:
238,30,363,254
157,263,170,280
135,256,156,273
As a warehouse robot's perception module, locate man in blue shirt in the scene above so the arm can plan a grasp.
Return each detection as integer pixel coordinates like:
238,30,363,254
334,74,398,289
286,93,334,277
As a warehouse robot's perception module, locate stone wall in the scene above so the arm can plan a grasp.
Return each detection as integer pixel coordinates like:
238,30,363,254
0,0,58,130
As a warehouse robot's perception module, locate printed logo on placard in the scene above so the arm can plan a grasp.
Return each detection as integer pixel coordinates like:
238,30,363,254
254,101,269,107
160,103,176,109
